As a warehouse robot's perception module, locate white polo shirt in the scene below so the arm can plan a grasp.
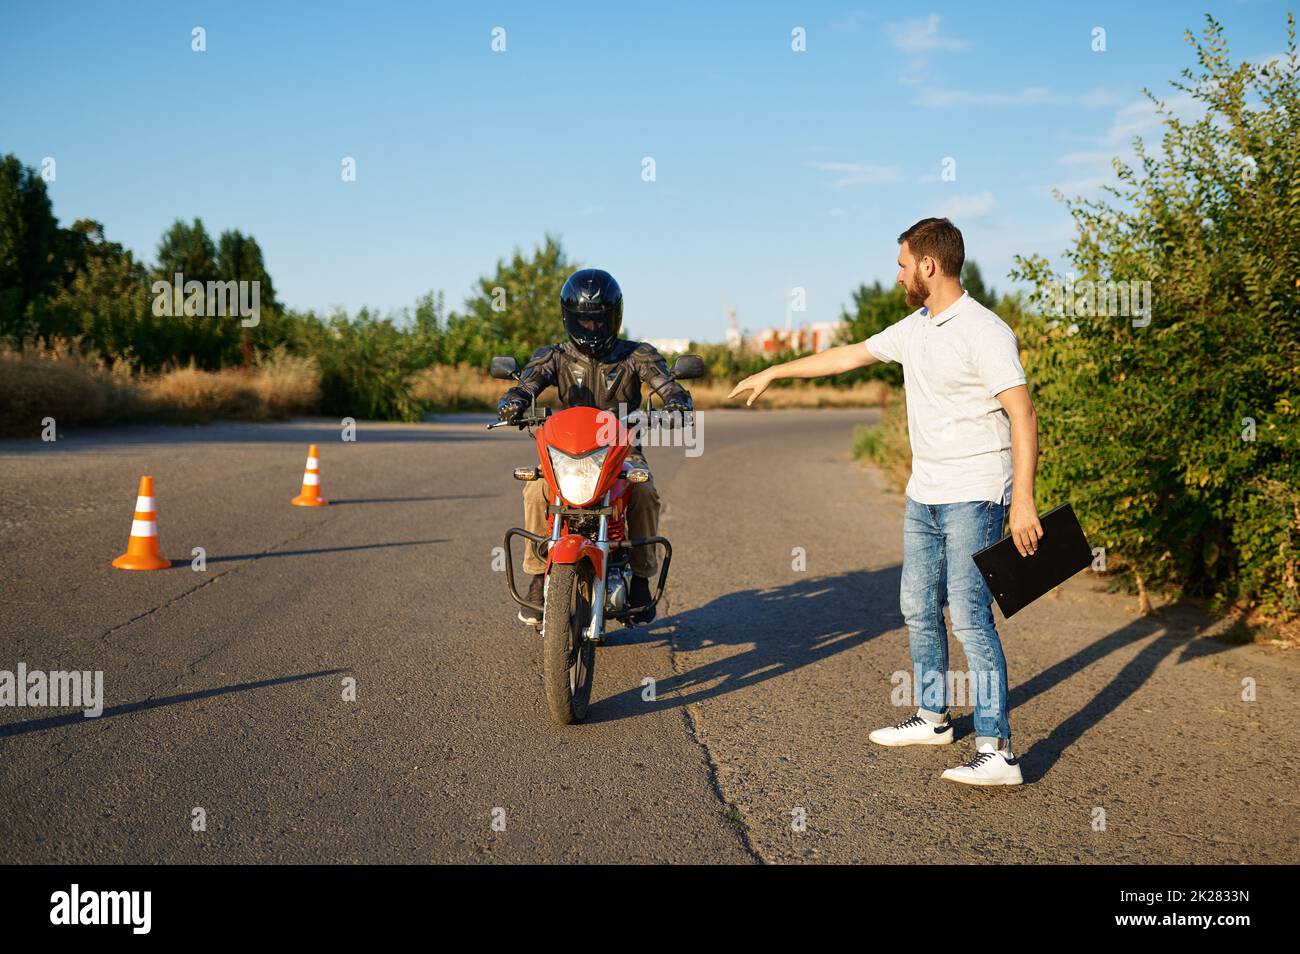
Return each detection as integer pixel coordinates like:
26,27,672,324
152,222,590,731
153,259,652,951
865,291,1026,505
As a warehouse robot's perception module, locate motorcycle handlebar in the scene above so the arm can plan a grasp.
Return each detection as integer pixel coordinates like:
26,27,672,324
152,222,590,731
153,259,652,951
486,409,551,430
487,407,693,431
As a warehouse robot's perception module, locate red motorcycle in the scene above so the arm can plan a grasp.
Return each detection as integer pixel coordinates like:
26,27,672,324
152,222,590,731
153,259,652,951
488,353,704,723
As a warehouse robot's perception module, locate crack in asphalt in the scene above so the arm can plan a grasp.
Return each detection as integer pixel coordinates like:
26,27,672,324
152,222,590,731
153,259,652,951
98,515,337,643
14,517,344,777
670,643,765,864
655,464,763,865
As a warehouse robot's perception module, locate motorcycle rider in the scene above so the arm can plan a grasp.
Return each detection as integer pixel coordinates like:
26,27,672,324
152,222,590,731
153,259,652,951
497,267,693,626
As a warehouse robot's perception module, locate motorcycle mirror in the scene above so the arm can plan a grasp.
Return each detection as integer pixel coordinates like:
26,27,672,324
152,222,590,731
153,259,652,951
670,354,706,380
489,356,520,380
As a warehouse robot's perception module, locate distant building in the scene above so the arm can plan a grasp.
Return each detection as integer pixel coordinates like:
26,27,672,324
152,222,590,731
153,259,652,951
724,306,744,351
641,337,692,355
753,321,845,354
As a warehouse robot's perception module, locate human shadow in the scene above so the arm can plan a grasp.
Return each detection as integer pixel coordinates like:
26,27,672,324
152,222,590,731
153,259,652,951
937,600,1239,782
1003,602,1237,782
586,566,904,724
0,668,350,739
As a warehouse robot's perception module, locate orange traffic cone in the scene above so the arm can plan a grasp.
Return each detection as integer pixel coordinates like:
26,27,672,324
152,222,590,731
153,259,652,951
291,444,328,507
111,476,171,570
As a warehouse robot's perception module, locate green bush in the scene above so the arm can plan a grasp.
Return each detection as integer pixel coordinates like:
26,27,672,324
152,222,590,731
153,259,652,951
851,390,912,493
1012,14,1299,618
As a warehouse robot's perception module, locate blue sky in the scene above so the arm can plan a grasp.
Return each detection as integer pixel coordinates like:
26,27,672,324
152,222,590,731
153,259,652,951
0,1,1289,341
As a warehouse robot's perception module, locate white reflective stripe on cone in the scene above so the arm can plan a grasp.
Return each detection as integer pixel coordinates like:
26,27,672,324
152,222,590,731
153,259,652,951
302,473,320,485
135,496,156,512
306,457,319,468
131,519,157,537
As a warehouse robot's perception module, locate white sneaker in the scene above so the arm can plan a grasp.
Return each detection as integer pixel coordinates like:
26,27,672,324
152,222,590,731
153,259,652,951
941,742,1023,786
869,714,953,747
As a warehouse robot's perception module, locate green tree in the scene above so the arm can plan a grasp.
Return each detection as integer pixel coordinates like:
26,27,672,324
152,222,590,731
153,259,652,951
46,220,151,362
155,217,218,283
217,229,281,369
962,261,997,308
458,234,577,364
1012,14,1299,617
0,154,63,339
152,217,239,368
835,280,909,386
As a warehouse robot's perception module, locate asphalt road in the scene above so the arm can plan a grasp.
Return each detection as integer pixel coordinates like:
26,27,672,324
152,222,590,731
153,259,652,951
1,410,1296,864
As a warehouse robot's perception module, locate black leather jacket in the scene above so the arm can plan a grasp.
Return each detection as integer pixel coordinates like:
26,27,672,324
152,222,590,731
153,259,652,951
501,339,693,415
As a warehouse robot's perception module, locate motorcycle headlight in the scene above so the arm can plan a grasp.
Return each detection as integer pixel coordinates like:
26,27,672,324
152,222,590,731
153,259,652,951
547,446,608,505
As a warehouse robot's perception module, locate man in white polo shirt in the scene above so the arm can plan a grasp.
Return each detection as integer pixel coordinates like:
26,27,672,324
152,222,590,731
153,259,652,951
729,217,1042,786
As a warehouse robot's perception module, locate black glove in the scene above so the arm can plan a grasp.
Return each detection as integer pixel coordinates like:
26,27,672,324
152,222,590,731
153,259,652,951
661,402,692,427
498,396,527,422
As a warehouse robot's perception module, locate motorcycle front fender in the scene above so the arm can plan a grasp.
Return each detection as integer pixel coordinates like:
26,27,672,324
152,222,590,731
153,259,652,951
546,533,605,577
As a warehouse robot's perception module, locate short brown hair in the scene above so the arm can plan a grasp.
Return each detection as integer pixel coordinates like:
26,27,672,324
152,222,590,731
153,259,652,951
898,217,965,277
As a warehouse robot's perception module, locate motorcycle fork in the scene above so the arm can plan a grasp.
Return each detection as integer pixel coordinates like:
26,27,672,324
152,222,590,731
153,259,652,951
587,493,610,642
546,492,609,643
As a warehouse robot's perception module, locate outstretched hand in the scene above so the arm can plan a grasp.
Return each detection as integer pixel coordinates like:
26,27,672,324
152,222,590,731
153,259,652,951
727,370,772,406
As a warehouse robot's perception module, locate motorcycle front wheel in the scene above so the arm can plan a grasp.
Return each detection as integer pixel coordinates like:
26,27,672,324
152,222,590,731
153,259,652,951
541,561,596,724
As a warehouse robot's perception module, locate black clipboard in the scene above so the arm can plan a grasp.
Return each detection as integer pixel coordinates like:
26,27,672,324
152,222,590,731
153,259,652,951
971,503,1093,617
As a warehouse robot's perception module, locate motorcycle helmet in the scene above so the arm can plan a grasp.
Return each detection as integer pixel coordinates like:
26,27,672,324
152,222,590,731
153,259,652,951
560,268,623,358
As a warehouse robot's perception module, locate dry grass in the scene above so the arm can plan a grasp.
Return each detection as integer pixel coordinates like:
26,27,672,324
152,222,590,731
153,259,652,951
247,348,321,416
143,350,320,422
409,363,893,412
409,362,507,411
2,341,888,437
0,340,136,436
0,340,320,435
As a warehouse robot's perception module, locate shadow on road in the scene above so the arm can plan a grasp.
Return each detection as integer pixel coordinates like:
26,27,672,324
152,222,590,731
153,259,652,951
592,570,1237,786
203,539,448,564
587,566,904,724
0,668,350,739
989,602,1237,783
331,495,498,506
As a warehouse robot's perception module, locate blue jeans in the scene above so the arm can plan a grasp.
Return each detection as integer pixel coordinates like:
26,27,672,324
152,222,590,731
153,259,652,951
901,497,1010,745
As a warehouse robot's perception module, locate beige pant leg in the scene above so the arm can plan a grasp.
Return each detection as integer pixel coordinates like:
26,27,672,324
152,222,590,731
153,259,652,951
625,467,662,578
521,478,552,575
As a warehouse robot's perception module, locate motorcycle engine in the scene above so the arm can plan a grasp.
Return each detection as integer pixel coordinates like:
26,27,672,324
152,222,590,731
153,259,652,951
605,566,629,612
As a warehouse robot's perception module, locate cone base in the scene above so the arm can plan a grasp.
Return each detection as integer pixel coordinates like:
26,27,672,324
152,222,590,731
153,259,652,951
292,495,329,507
112,552,172,571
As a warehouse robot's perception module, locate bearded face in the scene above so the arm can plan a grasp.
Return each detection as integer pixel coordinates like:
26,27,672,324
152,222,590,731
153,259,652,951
905,270,931,309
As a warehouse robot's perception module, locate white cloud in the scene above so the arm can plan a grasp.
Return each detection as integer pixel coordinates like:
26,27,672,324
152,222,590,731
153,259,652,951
806,161,902,187
897,60,926,86
833,9,873,32
1253,50,1293,69
1048,177,1112,197
916,87,1120,110
935,191,995,221
1102,93,1200,146
1057,151,1115,166
1047,91,1204,194
887,14,968,54
917,86,1052,108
